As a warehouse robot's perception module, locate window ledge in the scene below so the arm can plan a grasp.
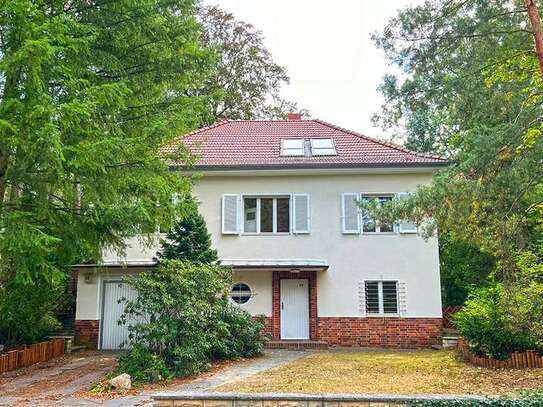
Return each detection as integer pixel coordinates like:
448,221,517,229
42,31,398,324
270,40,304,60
240,232,291,236
365,314,400,318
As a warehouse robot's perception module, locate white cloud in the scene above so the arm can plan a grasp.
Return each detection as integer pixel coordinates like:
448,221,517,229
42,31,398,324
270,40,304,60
203,0,421,139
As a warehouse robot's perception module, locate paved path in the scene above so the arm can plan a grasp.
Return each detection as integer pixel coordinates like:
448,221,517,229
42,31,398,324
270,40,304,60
0,350,307,406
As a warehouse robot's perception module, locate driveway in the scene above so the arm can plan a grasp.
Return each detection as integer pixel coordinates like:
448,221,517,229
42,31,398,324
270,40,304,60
0,349,307,406
0,351,117,406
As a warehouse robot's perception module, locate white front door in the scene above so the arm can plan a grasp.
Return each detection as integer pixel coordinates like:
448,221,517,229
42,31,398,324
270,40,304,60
280,279,310,340
101,281,138,350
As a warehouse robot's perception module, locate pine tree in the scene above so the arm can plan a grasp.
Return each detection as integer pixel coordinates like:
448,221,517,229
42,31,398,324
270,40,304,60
158,212,218,264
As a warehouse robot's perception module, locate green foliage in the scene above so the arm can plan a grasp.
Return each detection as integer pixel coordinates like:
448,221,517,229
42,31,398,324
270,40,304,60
211,308,266,360
0,0,215,345
157,210,218,264
198,5,307,122
454,265,543,360
371,0,543,280
117,260,266,381
454,285,520,359
408,392,543,406
117,344,172,384
439,234,494,306
0,275,63,346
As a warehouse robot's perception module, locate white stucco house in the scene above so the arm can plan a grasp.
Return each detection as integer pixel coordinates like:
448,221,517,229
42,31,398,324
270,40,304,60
74,114,448,350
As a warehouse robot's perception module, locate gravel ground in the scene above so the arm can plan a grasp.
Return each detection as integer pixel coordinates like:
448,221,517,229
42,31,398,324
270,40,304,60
0,349,307,406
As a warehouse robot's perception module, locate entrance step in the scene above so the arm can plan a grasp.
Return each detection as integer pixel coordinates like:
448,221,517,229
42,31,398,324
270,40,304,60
442,335,459,349
266,340,328,350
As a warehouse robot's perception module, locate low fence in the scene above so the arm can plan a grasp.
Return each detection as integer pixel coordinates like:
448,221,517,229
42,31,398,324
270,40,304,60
442,306,461,329
153,392,485,407
0,339,65,374
458,338,543,368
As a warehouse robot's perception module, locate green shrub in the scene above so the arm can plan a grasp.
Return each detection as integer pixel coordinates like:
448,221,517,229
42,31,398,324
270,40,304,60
211,307,266,360
116,260,266,381
0,276,62,346
408,392,543,406
117,344,171,384
454,284,542,359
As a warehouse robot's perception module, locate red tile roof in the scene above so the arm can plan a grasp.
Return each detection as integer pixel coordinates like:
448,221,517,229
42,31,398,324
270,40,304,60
164,119,447,170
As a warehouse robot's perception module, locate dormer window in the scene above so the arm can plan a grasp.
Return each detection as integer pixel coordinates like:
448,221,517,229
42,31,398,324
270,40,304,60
311,138,336,156
281,139,304,156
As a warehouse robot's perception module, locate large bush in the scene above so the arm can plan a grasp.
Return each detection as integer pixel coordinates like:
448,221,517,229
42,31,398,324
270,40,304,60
454,279,543,359
117,260,266,381
0,276,62,347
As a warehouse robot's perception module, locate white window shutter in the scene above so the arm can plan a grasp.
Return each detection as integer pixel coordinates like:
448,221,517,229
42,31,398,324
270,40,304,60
358,281,366,316
293,194,310,234
341,193,361,234
221,194,240,234
398,281,407,316
397,192,417,234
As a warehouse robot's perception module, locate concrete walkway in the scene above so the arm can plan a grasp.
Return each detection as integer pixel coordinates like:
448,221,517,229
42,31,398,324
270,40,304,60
0,350,307,406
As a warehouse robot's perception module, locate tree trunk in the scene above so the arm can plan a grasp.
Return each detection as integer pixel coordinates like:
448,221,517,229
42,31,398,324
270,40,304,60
525,0,543,78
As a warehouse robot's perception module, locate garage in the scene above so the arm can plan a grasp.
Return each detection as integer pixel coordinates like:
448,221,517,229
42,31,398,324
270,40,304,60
100,280,138,350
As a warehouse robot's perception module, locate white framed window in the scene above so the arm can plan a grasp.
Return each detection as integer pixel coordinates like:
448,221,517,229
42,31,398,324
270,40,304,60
230,282,252,304
281,139,304,156
311,138,336,156
242,196,290,234
360,195,394,233
341,193,396,234
364,280,398,315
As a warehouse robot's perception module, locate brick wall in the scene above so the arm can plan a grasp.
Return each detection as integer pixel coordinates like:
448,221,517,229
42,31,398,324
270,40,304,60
75,320,99,350
253,316,273,338
317,317,442,348
272,271,318,340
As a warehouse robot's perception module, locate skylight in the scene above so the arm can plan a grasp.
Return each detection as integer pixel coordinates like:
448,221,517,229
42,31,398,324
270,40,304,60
281,139,304,156
311,138,336,156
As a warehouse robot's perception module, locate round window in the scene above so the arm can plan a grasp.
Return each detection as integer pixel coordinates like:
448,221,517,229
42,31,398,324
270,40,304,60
230,283,252,304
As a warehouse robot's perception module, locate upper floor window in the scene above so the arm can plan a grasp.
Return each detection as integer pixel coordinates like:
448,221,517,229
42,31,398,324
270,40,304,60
281,139,304,156
361,195,394,233
243,196,290,234
311,138,336,156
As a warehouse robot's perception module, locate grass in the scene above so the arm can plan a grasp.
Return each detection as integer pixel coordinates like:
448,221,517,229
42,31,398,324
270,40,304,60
217,349,543,396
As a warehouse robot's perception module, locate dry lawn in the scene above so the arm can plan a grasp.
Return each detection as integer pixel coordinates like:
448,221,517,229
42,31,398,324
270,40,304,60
217,349,543,396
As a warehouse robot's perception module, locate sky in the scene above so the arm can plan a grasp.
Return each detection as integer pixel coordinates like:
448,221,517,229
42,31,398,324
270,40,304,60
202,0,420,138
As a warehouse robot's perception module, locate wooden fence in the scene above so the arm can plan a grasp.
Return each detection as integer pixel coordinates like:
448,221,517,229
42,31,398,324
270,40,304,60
458,338,543,368
442,306,462,329
0,339,65,374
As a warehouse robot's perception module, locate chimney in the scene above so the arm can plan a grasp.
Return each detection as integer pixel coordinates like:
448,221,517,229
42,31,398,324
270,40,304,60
287,113,302,121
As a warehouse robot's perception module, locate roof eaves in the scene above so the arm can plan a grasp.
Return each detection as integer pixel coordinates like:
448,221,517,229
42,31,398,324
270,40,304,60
171,161,448,171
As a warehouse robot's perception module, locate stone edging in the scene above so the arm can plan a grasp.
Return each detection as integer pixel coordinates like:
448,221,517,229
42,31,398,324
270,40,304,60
152,391,486,405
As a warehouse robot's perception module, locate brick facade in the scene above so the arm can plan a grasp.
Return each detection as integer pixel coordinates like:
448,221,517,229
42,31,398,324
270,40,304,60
272,271,318,340
269,271,441,348
317,317,442,348
75,320,100,350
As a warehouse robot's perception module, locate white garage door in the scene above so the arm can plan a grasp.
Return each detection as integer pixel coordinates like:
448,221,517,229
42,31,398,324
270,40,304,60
101,281,138,350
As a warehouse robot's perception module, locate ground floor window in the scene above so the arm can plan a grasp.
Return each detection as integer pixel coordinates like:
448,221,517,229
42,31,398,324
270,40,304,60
231,282,252,304
364,280,398,315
